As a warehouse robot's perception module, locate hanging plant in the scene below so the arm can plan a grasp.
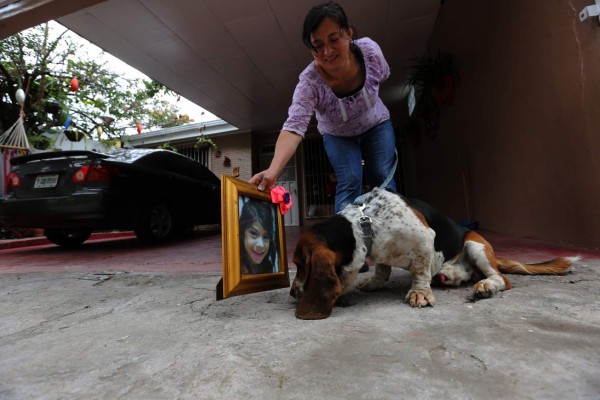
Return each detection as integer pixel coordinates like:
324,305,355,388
195,134,217,150
64,129,86,142
405,49,459,139
406,49,459,106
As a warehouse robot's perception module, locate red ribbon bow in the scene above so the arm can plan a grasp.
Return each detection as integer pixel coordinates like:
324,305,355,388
270,186,292,215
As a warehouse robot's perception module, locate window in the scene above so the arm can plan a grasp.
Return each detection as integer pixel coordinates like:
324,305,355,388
178,144,209,167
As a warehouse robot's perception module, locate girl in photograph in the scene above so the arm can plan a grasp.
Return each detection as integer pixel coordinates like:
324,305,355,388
239,198,278,275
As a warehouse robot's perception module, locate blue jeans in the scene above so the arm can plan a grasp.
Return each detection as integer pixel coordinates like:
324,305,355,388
322,119,398,213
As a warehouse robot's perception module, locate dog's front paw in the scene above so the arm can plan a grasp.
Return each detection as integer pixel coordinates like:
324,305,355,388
405,288,435,308
357,277,384,292
473,279,499,298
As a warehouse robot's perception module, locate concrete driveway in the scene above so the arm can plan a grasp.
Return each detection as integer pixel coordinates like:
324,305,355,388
1,229,599,399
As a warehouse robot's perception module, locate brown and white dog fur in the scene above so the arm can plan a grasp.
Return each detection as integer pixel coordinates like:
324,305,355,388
290,188,579,320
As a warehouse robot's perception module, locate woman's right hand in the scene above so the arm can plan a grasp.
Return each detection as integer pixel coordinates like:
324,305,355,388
249,167,280,192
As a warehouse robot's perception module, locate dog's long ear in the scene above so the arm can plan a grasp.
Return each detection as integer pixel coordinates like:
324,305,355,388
296,245,341,320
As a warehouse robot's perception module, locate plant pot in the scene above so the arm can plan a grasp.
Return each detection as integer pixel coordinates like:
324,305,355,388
64,130,84,142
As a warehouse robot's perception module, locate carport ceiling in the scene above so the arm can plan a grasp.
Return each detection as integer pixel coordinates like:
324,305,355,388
3,0,441,132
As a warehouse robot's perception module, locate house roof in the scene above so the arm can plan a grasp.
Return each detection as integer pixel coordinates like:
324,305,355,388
126,120,238,147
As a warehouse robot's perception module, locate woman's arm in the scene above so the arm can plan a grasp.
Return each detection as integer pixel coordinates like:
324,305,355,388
249,130,303,190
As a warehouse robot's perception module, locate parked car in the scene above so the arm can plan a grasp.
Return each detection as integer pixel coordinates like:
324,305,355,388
0,149,221,246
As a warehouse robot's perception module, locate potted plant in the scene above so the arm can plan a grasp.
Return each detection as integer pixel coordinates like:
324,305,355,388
403,49,458,140
64,129,86,142
195,134,217,150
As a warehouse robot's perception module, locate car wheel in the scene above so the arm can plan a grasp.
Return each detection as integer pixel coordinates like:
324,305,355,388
134,200,174,243
44,229,92,247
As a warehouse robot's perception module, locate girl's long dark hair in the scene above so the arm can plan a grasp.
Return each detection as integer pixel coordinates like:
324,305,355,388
239,199,278,273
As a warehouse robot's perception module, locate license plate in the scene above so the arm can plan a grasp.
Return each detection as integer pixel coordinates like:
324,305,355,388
34,174,59,188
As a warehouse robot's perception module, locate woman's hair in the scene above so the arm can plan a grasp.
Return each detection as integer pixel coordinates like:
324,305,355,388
239,199,278,273
302,1,355,51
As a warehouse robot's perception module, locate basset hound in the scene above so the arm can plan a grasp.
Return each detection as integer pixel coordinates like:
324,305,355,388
290,187,578,320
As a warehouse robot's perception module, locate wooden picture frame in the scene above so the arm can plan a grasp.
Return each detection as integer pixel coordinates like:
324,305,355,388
216,175,289,300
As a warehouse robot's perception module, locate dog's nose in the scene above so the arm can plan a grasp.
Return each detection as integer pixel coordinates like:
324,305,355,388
289,287,297,298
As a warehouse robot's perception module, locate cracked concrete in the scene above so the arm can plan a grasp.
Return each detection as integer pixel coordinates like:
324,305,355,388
1,260,600,400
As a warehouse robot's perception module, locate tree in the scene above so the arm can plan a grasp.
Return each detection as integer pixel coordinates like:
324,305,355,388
0,22,191,148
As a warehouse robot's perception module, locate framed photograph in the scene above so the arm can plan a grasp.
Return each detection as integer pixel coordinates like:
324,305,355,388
216,175,289,300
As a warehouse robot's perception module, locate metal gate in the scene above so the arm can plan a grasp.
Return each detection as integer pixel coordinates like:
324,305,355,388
303,136,335,219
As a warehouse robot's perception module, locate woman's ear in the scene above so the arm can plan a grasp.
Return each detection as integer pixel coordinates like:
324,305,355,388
341,26,353,41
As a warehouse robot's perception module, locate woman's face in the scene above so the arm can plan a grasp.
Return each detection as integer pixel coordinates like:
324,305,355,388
310,17,352,73
244,221,270,265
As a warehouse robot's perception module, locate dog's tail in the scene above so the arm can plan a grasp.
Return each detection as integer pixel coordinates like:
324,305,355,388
496,256,580,275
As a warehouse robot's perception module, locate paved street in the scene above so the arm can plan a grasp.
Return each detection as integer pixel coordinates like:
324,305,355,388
0,230,225,274
1,229,599,399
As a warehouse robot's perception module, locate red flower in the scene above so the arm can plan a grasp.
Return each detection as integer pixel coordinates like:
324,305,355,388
270,186,292,215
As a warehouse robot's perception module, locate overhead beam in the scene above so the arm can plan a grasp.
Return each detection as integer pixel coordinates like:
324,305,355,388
0,0,105,39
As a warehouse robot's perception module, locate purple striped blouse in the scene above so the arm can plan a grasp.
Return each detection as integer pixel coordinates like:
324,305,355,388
282,37,391,137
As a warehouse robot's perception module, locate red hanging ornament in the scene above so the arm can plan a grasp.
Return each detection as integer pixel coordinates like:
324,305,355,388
136,123,142,134
70,77,79,92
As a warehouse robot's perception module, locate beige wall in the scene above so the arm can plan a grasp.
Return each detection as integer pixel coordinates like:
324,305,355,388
210,134,253,182
401,0,600,248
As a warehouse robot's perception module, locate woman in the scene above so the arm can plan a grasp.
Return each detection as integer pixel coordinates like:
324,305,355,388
249,1,397,213
239,198,278,275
